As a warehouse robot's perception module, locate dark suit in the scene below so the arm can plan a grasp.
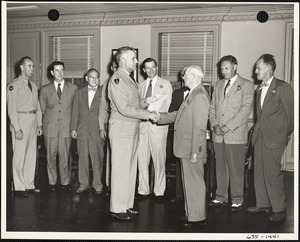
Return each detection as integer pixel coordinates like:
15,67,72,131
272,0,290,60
39,81,77,186
71,85,104,192
252,78,294,212
159,84,210,222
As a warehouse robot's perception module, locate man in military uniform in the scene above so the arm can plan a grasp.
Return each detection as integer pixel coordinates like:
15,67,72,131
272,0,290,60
7,56,43,197
107,46,158,221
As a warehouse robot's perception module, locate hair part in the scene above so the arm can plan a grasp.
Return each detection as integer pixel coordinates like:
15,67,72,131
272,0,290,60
220,55,238,65
50,60,65,71
115,46,136,64
142,58,157,69
258,54,276,71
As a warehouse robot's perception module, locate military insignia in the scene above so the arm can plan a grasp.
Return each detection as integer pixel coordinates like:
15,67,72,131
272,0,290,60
159,85,163,88
114,78,119,84
9,86,14,91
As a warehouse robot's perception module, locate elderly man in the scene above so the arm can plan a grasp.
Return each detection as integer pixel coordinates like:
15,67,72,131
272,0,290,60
7,56,43,197
107,46,159,221
247,54,294,222
209,55,254,212
156,65,210,228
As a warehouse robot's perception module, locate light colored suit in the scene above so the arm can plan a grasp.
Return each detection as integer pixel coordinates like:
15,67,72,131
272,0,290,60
252,78,294,212
209,74,254,204
108,67,150,213
159,84,210,222
39,81,77,186
71,85,104,192
137,76,172,196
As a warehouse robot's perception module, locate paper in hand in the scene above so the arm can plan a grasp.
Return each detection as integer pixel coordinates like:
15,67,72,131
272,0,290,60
147,95,168,111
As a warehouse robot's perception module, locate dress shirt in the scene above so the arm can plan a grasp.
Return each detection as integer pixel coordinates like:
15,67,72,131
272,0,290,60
260,76,274,108
224,74,238,95
54,80,65,92
88,85,97,108
144,76,158,98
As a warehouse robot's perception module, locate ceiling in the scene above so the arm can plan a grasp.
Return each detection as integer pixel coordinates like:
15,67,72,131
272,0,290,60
5,2,294,19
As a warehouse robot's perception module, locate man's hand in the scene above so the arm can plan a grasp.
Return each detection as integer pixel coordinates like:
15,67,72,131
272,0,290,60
220,125,230,134
189,153,199,164
37,126,43,136
71,130,77,139
100,129,106,140
140,98,150,109
15,129,23,140
149,111,160,123
213,125,223,136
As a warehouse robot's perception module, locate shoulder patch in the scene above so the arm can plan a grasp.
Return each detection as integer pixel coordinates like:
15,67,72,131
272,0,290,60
114,78,119,84
9,86,14,91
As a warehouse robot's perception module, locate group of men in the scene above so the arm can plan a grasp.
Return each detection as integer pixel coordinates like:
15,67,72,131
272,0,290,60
7,46,294,228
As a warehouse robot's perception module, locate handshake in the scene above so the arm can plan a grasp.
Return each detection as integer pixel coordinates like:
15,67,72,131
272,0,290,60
149,111,160,123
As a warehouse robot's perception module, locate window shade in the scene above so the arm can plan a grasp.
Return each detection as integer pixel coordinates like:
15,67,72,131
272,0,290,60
160,32,214,85
53,36,95,78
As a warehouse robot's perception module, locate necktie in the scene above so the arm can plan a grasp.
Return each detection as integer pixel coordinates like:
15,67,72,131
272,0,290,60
57,83,62,99
88,87,97,92
27,81,32,92
145,79,152,98
224,79,231,96
130,72,136,83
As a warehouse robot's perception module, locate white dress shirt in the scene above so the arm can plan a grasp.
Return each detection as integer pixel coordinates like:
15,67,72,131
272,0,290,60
224,74,238,95
88,85,98,108
54,80,65,92
260,76,274,108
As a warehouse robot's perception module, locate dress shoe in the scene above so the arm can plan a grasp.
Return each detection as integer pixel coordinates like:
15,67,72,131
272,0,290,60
76,188,89,194
269,211,286,222
111,212,132,221
26,188,41,193
230,203,242,212
14,191,29,198
126,208,140,215
135,193,150,200
156,195,164,203
49,185,56,191
178,215,188,221
61,184,72,191
95,190,104,195
182,220,207,228
247,206,272,213
208,199,227,207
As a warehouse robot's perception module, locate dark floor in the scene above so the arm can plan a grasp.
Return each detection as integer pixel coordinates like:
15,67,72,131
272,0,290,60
4,152,295,240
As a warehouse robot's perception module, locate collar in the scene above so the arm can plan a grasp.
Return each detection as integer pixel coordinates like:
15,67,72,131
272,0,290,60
54,80,65,89
226,74,238,85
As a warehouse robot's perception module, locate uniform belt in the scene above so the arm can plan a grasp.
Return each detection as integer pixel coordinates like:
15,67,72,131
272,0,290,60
17,110,37,114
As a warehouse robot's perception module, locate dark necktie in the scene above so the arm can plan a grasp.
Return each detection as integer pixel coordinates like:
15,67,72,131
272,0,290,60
224,79,231,96
130,72,136,83
145,79,152,98
27,81,32,92
57,83,62,99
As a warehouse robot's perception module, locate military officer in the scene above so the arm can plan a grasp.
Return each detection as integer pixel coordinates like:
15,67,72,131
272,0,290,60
7,56,43,197
107,46,158,221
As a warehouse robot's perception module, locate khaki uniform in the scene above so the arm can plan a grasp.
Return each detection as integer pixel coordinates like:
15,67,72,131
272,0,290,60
7,77,42,191
108,67,150,213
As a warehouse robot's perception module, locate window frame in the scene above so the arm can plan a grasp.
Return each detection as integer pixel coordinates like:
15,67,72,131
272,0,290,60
151,22,220,94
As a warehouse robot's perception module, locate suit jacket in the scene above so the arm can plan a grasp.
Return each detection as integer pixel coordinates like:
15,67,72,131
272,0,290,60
139,76,172,134
168,87,188,112
39,81,77,138
159,84,210,159
252,78,294,149
71,85,103,140
209,74,254,144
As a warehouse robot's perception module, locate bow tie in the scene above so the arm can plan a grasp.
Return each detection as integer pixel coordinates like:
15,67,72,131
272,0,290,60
88,87,97,92
259,82,269,90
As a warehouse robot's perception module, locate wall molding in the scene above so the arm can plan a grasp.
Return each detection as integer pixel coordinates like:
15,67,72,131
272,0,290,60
7,10,293,30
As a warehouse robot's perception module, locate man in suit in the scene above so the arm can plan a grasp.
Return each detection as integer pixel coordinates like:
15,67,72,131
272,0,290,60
7,56,43,197
71,68,105,195
157,65,210,228
39,61,77,191
136,58,172,202
209,55,254,212
247,54,294,222
167,66,189,203
107,46,159,221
